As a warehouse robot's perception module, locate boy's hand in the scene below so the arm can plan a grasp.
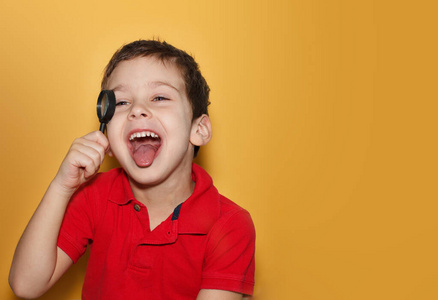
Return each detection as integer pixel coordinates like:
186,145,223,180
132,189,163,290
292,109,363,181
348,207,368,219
53,131,109,193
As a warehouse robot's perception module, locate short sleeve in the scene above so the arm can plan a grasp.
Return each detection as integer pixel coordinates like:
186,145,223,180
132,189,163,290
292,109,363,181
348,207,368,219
57,186,96,263
201,209,256,295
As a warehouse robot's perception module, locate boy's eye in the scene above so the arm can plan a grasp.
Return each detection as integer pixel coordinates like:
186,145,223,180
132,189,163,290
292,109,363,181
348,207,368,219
152,96,168,102
116,101,129,106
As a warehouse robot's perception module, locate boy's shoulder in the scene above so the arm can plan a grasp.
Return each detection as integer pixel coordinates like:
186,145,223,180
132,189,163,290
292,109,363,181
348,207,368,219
85,167,125,186
192,164,249,212
74,167,131,205
217,193,251,220
176,163,254,235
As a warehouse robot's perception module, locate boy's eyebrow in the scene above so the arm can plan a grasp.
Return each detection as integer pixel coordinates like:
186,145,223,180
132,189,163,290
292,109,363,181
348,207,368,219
110,81,182,93
148,81,180,92
111,84,128,92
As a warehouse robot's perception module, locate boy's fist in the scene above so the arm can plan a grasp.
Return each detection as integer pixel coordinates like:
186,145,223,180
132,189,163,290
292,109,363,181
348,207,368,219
53,131,109,193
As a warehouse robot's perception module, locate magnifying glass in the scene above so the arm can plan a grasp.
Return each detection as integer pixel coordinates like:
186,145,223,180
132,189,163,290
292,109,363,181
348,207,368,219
96,90,116,133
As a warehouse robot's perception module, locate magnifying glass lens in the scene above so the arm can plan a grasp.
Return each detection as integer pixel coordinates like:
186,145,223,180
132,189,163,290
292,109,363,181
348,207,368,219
97,90,116,133
100,93,108,116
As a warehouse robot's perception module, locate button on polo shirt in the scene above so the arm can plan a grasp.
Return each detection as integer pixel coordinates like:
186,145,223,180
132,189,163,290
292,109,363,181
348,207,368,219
58,164,255,300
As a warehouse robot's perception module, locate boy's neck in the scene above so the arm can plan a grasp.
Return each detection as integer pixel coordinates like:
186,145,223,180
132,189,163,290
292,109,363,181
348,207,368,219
128,168,195,212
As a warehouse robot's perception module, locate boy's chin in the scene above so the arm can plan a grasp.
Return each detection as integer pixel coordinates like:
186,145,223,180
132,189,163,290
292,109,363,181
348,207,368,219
126,167,163,186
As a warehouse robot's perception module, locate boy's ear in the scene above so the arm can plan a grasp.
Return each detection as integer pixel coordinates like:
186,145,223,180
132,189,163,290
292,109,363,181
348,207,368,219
190,114,212,146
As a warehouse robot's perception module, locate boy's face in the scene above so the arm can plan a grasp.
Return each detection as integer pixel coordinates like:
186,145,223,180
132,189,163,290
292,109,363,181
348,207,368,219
105,56,201,187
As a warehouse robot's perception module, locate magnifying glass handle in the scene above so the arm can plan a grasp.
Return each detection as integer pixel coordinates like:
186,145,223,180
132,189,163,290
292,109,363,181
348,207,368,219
99,123,106,133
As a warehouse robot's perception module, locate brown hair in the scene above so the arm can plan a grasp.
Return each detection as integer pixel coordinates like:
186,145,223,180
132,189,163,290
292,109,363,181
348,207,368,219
102,39,210,156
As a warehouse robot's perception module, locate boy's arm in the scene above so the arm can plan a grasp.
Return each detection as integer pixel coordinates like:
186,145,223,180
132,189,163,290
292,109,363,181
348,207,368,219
197,289,251,299
200,209,256,298
9,131,108,299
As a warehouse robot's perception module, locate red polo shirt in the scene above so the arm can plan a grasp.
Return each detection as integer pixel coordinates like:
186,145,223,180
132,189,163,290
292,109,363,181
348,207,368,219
57,164,255,299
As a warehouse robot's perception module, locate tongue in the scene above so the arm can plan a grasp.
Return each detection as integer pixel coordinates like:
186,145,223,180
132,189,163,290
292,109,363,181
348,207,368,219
133,144,158,167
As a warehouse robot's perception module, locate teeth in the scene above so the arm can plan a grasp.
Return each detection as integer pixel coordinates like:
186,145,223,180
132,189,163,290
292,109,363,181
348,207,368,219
129,131,159,140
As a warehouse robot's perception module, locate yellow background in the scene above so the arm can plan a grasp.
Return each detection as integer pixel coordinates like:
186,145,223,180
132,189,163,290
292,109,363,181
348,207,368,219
1,0,437,299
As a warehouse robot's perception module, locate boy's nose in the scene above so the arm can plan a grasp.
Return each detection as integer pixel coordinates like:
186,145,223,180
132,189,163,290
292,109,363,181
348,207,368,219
129,103,151,120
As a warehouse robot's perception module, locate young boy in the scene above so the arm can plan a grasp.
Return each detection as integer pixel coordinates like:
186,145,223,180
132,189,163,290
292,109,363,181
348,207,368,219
9,40,255,299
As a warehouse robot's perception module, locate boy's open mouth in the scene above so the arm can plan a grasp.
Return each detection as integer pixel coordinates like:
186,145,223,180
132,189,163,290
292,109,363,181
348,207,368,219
128,130,161,167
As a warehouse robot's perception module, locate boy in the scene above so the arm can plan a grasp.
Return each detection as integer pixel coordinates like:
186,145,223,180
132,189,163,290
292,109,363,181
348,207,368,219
9,40,255,299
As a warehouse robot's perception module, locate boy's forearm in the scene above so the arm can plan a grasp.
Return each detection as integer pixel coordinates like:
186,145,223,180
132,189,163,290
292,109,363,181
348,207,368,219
9,180,74,298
